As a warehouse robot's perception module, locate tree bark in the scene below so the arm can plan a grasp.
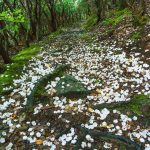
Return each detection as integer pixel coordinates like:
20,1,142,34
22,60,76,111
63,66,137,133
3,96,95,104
119,0,127,9
0,46,11,64
0,35,11,64
95,0,106,22
0,21,11,64
46,0,57,32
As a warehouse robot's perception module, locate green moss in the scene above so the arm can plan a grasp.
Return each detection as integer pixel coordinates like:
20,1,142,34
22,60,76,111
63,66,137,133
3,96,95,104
33,65,71,103
83,15,98,30
117,94,150,116
139,15,149,25
130,31,141,41
34,85,49,105
0,44,41,95
34,85,47,97
0,27,65,95
93,94,150,117
102,9,131,27
132,15,149,27
80,33,92,42
129,94,150,115
55,75,88,98
12,45,41,61
27,64,70,107
48,28,65,39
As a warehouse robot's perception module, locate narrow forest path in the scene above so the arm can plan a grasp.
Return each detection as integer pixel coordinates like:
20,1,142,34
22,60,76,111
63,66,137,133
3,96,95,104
0,25,150,150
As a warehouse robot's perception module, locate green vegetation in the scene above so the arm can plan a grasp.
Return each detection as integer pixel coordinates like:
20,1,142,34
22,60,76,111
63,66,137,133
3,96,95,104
0,0,149,64
0,44,41,94
83,15,98,30
12,45,41,62
55,75,88,98
102,9,131,27
48,28,65,39
133,15,149,27
80,33,93,42
130,31,141,40
27,64,70,107
0,9,25,34
0,0,84,64
0,26,67,95
93,94,150,117
128,94,150,115
0,0,150,149
117,94,150,116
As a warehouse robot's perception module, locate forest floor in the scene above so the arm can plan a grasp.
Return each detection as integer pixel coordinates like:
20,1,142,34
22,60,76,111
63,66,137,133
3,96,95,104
0,20,150,150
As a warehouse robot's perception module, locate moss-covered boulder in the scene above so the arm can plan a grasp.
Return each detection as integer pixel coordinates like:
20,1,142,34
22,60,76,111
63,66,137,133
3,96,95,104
130,94,150,117
26,64,70,107
55,75,88,98
93,94,150,117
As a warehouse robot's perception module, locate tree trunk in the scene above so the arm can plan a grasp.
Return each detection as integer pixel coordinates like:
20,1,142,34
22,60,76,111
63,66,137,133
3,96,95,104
0,48,11,64
46,0,57,32
0,21,11,64
95,0,106,22
0,37,11,64
119,0,127,9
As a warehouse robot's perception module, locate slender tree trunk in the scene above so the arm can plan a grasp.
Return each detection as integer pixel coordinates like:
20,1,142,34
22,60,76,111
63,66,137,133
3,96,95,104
35,0,39,41
119,0,127,9
0,36,11,64
140,0,146,15
0,48,11,64
51,9,57,31
95,0,106,22
46,0,57,32
0,21,11,64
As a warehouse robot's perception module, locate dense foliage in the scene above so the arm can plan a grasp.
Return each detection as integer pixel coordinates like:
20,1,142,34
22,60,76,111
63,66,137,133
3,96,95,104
0,0,149,64
0,0,84,64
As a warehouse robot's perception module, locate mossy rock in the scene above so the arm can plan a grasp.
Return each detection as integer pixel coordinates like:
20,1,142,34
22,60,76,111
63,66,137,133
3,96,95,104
116,94,150,116
55,75,88,98
26,64,70,107
93,94,150,117
130,94,150,116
